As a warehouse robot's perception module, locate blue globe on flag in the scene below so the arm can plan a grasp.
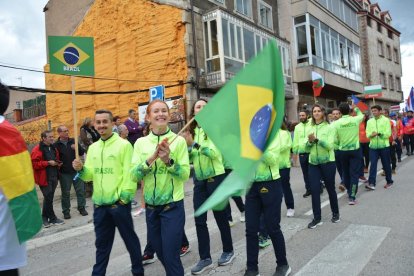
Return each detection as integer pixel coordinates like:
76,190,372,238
250,104,272,151
63,47,80,65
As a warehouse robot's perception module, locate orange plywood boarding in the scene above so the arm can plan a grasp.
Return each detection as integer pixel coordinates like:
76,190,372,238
14,116,49,145
45,0,188,132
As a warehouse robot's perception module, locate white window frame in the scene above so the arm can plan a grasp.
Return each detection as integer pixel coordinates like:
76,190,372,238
257,0,273,30
208,0,226,6
234,0,253,18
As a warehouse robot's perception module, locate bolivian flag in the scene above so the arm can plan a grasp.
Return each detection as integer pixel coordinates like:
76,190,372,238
195,40,285,215
0,119,42,243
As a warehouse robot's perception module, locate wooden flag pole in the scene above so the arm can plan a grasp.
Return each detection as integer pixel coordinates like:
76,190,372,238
148,117,196,166
372,98,376,105
71,76,80,160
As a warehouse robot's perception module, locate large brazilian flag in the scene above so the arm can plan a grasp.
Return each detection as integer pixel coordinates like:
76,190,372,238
0,119,42,243
195,40,285,215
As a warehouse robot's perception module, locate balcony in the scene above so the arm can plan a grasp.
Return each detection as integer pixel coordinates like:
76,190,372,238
203,9,293,99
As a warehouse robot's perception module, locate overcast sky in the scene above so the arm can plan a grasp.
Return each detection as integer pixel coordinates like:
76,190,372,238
0,0,413,99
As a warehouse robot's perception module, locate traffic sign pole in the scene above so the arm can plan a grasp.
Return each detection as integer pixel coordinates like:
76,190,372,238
71,76,80,160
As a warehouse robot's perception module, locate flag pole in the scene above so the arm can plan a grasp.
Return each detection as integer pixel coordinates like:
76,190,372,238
373,98,376,105
314,96,318,103
71,76,80,160
148,117,196,166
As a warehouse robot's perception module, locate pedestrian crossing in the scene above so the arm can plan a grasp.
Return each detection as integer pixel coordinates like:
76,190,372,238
295,224,390,276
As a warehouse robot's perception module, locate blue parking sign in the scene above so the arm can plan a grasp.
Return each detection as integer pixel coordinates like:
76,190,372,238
149,85,164,102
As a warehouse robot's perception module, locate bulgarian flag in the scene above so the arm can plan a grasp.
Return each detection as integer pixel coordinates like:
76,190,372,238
0,119,42,243
312,71,325,97
194,40,285,215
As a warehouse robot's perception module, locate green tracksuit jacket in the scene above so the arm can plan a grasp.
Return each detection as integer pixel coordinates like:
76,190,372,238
254,134,281,182
292,120,312,154
79,133,136,205
332,107,364,151
305,121,335,165
189,127,225,181
131,129,190,206
278,129,292,169
366,115,392,149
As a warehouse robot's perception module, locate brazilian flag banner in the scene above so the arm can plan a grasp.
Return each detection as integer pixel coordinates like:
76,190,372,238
195,40,285,215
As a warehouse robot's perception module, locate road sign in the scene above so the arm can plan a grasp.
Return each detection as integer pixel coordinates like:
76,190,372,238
149,85,165,102
48,36,94,76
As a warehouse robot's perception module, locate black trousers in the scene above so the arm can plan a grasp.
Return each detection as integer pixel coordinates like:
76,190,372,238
39,178,58,221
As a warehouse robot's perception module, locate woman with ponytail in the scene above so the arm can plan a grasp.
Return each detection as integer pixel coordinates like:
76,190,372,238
182,99,235,275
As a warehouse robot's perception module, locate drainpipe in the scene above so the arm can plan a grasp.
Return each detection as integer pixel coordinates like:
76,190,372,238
190,0,200,99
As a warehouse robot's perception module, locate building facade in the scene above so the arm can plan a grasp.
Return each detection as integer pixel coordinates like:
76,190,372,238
279,0,364,118
356,0,403,107
43,0,294,129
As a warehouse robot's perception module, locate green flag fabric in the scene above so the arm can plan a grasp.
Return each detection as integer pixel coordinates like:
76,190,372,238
194,40,285,215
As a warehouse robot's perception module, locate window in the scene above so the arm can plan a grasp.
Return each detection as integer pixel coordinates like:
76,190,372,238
377,22,382,33
258,1,273,29
389,74,394,90
204,20,221,73
394,48,399,63
367,17,372,27
380,72,387,88
377,40,384,56
295,25,308,58
363,2,369,10
388,30,393,39
235,0,252,18
293,14,361,81
396,76,401,91
386,44,392,60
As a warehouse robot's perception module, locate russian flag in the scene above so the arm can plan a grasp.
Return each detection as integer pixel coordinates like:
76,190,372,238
351,95,369,112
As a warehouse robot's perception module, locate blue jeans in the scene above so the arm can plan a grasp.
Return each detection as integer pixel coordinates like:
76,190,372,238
334,150,343,183
309,162,339,220
245,179,288,271
299,153,311,191
368,147,393,185
92,203,143,276
193,174,233,260
340,149,361,200
146,200,185,276
280,168,294,209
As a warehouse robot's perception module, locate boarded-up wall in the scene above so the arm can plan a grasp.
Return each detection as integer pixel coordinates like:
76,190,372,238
45,0,187,131
14,116,49,146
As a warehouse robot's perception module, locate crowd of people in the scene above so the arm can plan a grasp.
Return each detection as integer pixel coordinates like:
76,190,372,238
2,74,414,276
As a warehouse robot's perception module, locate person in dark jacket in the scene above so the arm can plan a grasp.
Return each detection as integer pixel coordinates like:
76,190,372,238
55,125,88,219
31,130,64,227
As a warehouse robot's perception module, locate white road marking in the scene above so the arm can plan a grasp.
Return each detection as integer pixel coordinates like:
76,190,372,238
295,224,390,276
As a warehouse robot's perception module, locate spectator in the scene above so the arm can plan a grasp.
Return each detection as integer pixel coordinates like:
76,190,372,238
80,117,100,152
124,109,144,145
54,125,88,219
31,130,65,227
117,124,129,140
112,116,122,133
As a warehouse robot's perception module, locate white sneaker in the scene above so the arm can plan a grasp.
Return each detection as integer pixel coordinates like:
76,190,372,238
240,211,245,222
286,209,295,217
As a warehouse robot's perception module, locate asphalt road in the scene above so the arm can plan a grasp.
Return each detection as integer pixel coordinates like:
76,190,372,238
21,155,414,276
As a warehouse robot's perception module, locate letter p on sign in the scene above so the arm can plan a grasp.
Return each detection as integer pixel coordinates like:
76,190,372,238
149,85,164,102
